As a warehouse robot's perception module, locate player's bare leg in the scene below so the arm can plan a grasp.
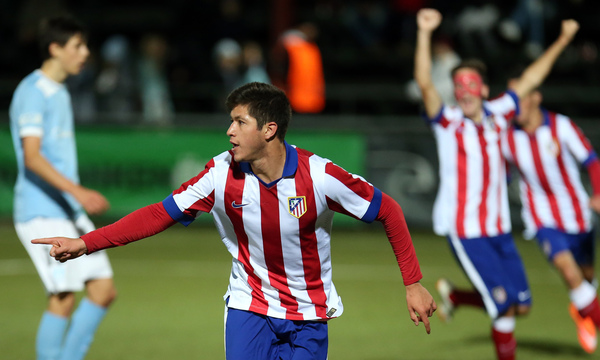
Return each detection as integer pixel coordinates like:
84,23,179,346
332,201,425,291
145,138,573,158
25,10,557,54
85,278,117,307
554,251,598,353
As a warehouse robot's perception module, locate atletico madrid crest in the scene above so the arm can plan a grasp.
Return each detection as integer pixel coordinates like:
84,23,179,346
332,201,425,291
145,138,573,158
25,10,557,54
288,196,307,218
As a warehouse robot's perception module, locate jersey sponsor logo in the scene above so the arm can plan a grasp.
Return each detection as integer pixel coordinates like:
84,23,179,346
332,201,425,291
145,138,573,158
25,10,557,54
231,201,249,208
326,307,337,317
288,196,307,218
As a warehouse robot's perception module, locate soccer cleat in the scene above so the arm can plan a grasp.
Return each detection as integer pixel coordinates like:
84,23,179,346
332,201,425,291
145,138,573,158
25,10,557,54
436,278,455,323
569,304,597,354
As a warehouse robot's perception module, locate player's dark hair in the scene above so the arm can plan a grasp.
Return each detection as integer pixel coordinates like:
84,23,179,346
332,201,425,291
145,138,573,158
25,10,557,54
39,15,87,61
226,82,292,141
451,59,488,84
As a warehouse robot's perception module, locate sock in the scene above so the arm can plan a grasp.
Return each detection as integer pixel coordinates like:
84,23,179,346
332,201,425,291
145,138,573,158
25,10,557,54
450,289,484,308
580,296,600,329
570,281,597,310
36,311,68,360
492,317,516,360
59,298,108,360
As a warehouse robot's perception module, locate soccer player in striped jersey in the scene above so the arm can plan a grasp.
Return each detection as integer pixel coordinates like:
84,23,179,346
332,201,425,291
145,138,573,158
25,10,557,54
10,15,116,360
414,8,579,360
502,80,600,353
31,82,437,360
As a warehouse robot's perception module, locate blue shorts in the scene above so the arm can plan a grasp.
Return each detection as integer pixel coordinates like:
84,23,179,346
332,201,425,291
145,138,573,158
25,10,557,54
225,308,328,360
536,227,595,265
447,233,532,319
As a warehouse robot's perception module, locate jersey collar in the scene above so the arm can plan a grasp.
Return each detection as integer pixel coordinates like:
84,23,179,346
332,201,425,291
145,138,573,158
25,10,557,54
239,141,298,187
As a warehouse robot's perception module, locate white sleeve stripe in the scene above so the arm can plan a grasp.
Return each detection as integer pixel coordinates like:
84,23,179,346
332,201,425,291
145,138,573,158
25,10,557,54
19,127,43,138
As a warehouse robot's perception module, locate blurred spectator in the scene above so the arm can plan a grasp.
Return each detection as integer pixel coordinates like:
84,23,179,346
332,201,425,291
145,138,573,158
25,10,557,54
271,22,326,114
498,0,557,59
95,35,137,123
213,38,243,104
454,2,501,59
341,0,389,50
138,33,175,124
405,36,460,105
238,41,271,86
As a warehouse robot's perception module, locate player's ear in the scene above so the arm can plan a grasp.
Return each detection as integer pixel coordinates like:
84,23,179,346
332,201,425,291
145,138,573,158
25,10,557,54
532,91,542,105
264,122,278,142
481,84,490,99
48,42,63,58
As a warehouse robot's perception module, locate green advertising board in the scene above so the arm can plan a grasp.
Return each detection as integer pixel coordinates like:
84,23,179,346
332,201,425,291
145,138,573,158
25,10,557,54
0,127,365,224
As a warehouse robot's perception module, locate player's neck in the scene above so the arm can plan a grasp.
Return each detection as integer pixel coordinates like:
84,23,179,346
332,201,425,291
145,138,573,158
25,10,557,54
40,59,69,83
521,108,543,134
249,141,287,184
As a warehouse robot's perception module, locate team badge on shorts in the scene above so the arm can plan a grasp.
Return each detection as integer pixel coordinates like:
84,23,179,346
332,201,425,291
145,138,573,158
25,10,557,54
288,196,307,218
492,286,507,304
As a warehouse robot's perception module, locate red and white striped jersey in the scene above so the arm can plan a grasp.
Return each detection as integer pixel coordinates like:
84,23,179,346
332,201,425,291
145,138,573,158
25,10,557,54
427,91,518,239
162,143,383,321
502,109,596,237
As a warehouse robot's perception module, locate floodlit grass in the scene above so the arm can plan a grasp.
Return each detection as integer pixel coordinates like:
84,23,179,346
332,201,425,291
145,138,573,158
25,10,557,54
1,221,595,359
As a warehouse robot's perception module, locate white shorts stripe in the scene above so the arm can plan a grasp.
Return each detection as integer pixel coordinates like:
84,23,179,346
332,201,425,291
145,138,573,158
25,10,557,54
448,233,498,319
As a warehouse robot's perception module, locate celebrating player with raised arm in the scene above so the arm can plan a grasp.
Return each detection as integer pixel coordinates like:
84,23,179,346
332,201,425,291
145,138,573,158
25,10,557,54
503,79,600,353
414,8,578,360
33,82,436,360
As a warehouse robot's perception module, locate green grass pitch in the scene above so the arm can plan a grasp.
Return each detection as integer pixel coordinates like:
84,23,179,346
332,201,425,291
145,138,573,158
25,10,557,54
0,220,595,359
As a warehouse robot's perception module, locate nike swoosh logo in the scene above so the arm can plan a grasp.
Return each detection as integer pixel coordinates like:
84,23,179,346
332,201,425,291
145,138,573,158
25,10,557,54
231,201,249,208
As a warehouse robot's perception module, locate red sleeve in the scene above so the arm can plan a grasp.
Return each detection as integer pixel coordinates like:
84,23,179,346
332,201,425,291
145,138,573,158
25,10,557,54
586,158,600,195
375,192,423,286
82,202,177,254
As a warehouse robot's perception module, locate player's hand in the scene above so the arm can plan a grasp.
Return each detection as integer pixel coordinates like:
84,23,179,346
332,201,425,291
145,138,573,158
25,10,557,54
31,237,88,262
590,194,600,214
405,282,437,334
73,186,110,215
559,19,579,44
417,8,442,32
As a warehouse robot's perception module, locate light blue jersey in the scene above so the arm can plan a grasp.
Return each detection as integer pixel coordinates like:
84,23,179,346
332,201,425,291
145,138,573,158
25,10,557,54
10,70,83,222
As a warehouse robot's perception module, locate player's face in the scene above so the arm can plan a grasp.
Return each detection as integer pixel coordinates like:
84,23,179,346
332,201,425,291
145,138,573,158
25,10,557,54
227,105,267,163
55,33,90,76
453,68,484,119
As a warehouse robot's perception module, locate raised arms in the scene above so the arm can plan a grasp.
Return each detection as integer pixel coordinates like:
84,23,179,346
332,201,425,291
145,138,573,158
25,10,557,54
414,8,444,119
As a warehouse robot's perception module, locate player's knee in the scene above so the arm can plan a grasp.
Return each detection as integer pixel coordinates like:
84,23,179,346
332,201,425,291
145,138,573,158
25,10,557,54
86,279,117,307
515,304,531,317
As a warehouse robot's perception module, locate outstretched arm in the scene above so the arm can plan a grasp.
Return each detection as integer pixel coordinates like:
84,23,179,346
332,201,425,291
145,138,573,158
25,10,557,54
32,202,177,262
414,8,444,119
376,192,437,334
511,20,579,98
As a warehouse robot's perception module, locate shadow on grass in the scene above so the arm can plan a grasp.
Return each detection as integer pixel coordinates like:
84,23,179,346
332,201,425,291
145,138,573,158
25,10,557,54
518,338,586,357
463,335,586,358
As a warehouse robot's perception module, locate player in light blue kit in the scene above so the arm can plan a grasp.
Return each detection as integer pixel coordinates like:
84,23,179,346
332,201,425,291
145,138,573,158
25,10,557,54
10,15,116,360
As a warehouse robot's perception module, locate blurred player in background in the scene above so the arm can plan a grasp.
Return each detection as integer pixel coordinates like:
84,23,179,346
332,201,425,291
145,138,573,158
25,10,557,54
502,80,600,353
414,8,579,360
9,15,116,360
31,82,436,360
